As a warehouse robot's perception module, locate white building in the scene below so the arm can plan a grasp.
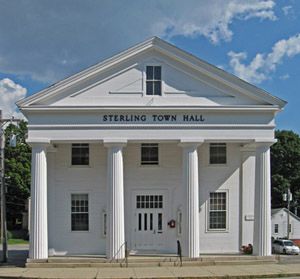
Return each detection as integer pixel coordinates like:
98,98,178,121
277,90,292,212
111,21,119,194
272,208,300,240
17,37,286,260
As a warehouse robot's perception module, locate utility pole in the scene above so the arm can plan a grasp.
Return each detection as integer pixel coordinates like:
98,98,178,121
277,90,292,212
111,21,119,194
287,188,292,239
0,111,21,262
0,110,8,262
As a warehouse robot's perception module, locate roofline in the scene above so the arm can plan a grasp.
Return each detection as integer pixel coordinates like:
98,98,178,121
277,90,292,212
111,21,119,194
17,36,287,108
272,208,300,222
19,105,281,112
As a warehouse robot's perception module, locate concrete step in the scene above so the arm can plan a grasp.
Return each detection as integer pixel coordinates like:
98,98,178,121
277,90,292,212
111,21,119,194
26,255,279,268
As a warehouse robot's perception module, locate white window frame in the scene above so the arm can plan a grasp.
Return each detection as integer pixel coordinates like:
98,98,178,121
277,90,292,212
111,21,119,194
143,63,164,97
71,193,89,232
209,143,227,165
206,190,229,232
140,143,159,166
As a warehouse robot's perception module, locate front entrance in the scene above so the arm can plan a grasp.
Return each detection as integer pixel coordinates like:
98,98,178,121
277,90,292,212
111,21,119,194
132,193,165,251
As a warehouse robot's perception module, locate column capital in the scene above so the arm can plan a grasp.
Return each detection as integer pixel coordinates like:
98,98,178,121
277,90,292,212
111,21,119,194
178,139,204,148
27,138,51,148
103,139,127,148
254,139,277,149
240,139,276,152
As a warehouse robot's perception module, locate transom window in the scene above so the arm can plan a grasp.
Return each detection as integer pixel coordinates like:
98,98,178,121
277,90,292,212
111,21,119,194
209,143,227,164
72,143,89,165
71,194,89,231
136,195,163,209
146,66,161,95
209,192,227,230
141,143,159,165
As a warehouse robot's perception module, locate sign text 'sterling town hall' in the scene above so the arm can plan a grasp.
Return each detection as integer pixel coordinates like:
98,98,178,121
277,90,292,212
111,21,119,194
102,114,206,123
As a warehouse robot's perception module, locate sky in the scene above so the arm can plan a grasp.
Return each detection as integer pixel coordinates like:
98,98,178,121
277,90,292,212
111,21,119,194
0,0,299,133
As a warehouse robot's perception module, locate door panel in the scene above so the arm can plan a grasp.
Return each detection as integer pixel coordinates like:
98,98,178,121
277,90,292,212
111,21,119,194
133,194,165,250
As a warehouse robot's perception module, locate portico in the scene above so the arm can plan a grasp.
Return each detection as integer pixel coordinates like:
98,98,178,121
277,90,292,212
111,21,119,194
17,37,285,260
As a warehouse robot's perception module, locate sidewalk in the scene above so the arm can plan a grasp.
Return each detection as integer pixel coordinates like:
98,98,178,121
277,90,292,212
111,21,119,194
1,245,300,279
1,263,300,279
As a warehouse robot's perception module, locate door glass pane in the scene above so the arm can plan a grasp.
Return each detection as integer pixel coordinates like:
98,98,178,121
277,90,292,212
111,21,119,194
138,213,142,231
158,213,162,231
144,213,147,231
150,213,153,230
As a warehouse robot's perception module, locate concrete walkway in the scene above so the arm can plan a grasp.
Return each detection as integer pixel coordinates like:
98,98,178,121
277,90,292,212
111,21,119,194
1,263,300,279
1,245,300,278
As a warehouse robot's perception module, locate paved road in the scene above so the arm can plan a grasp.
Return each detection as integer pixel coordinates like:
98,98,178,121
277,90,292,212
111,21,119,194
0,244,28,267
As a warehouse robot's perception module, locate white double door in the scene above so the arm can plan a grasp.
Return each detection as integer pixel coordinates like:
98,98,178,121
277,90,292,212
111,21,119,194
132,193,165,251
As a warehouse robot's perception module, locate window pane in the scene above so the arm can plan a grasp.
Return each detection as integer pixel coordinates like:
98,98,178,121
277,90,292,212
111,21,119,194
72,144,89,165
154,81,161,95
150,213,153,230
210,143,226,164
71,194,89,231
141,143,159,165
209,192,226,230
72,213,89,231
158,213,162,231
146,66,153,80
154,66,161,80
144,213,147,231
146,81,153,95
138,213,142,231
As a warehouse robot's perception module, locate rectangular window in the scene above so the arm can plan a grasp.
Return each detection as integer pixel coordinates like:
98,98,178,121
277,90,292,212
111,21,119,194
209,192,227,230
71,194,89,231
289,223,292,233
146,66,161,95
274,224,279,233
210,143,226,164
136,195,163,209
141,143,159,165
72,143,89,165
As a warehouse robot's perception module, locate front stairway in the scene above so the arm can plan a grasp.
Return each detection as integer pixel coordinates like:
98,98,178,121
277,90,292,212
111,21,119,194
26,254,279,268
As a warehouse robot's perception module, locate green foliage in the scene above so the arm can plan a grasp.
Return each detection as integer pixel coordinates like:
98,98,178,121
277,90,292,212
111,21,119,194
4,120,31,229
271,130,300,211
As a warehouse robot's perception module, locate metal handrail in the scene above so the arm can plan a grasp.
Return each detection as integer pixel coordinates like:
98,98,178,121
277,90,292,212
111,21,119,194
177,240,182,266
110,241,128,267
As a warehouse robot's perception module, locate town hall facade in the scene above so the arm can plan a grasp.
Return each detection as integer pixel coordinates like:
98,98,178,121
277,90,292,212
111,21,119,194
17,37,286,260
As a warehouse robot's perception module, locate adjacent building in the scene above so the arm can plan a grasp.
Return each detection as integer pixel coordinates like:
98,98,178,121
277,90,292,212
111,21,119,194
272,208,300,241
17,37,286,260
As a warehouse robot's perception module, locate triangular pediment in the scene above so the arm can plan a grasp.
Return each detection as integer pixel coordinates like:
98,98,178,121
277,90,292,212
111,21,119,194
17,37,286,110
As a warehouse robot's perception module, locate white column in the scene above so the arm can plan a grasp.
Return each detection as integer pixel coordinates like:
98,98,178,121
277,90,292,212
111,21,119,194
239,146,256,248
253,143,273,256
104,141,126,260
29,143,48,259
180,141,202,258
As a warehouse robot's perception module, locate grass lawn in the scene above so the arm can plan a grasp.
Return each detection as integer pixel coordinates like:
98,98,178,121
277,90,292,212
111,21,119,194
0,239,29,245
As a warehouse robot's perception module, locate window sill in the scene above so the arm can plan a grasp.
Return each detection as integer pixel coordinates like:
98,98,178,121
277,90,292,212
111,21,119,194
69,165,91,169
206,229,229,233
139,164,160,168
207,163,228,168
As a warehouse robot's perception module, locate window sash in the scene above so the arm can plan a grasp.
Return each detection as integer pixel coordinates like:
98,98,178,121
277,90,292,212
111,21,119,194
72,143,89,165
141,143,159,165
209,192,227,230
146,66,161,95
210,143,226,164
71,194,89,231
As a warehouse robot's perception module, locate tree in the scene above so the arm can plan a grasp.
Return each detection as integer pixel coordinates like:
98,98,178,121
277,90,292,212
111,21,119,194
4,121,31,229
271,130,300,214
